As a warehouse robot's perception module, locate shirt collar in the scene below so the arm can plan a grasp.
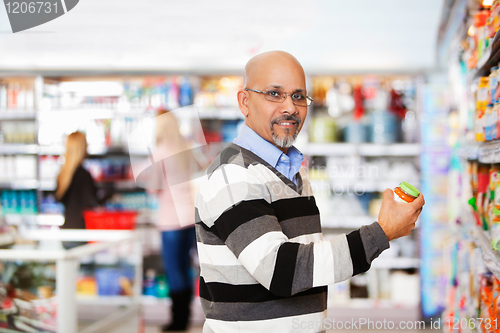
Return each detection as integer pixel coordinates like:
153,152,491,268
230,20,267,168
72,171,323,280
233,124,303,169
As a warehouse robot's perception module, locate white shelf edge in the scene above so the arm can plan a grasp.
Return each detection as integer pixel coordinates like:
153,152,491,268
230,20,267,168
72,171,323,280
0,179,39,189
327,298,419,309
463,209,500,281
478,141,500,163
0,110,37,119
309,179,420,193
0,232,14,246
371,257,420,269
304,143,421,156
321,215,374,229
0,144,39,154
39,145,150,156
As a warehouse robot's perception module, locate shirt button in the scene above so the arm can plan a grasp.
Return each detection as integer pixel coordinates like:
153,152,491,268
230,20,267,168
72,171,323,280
281,156,287,161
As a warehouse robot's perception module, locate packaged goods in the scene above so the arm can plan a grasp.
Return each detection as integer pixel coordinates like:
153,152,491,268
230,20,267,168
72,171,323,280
394,181,420,203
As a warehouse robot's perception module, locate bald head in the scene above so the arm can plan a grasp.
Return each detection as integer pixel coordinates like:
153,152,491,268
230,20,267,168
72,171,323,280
243,51,305,88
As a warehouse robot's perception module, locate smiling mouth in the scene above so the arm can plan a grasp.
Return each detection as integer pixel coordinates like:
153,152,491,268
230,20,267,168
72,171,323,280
275,121,296,126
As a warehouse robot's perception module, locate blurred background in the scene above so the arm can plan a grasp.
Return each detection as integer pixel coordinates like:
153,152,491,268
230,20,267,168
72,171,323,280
0,0,498,332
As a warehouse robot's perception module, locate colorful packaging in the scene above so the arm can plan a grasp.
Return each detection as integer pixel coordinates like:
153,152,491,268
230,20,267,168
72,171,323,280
490,67,498,105
485,104,494,141
394,181,420,203
478,77,490,112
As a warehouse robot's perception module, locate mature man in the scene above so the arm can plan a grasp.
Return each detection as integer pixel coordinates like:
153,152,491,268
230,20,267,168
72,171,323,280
195,51,424,333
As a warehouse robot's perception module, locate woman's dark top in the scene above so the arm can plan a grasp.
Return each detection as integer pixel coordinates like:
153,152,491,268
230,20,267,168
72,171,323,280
57,165,98,229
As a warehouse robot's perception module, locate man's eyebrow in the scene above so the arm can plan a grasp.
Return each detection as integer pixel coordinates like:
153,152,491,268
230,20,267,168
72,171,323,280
267,85,305,93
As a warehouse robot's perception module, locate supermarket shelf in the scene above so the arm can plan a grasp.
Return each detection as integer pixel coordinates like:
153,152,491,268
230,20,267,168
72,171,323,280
0,144,39,154
39,144,149,156
326,299,419,324
38,145,65,155
78,295,205,325
0,110,36,119
478,140,500,163
322,215,374,229
310,179,420,193
39,179,56,191
464,210,500,281
40,107,243,120
467,36,500,82
328,298,418,309
77,295,137,306
0,179,39,189
304,143,420,156
38,108,150,120
196,107,244,120
94,179,139,190
4,213,64,226
39,179,140,191
467,47,492,83
371,257,420,269
457,141,481,160
0,232,14,246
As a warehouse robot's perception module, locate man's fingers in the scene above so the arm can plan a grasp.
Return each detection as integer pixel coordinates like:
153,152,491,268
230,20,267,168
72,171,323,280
383,188,394,201
410,193,425,209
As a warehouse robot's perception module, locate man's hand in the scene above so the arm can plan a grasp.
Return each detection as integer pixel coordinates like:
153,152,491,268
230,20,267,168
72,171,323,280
377,188,425,241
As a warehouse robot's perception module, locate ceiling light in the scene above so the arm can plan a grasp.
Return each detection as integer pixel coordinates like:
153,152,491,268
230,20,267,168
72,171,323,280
483,0,494,7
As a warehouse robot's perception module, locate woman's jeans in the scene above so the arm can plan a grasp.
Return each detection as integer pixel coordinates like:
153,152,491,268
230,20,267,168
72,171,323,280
161,227,196,293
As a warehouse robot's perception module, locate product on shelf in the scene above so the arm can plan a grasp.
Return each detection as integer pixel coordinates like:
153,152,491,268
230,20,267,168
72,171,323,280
194,76,242,109
38,155,62,181
0,190,37,215
42,77,195,112
0,79,35,111
0,262,57,331
310,76,418,144
39,193,64,214
0,155,37,180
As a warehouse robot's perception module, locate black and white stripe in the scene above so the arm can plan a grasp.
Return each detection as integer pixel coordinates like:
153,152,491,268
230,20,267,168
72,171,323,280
195,143,389,333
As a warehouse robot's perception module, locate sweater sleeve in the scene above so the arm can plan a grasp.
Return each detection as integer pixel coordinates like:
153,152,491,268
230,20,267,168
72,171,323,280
196,164,386,298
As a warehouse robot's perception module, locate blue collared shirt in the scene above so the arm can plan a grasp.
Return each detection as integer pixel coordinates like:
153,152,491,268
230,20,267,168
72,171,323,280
233,124,304,185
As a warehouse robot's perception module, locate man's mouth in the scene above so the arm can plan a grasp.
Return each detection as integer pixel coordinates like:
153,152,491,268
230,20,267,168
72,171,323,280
271,115,301,129
274,121,296,126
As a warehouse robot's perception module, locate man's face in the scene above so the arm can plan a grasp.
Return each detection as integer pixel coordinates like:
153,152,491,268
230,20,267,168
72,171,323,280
243,59,308,152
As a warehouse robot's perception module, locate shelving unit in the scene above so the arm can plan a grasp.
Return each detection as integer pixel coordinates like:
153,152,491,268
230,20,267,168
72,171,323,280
305,74,422,312
0,230,142,333
304,143,421,157
461,208,500,280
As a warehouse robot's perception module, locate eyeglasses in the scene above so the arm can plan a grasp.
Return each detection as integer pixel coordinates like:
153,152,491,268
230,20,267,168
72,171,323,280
245,88,313,107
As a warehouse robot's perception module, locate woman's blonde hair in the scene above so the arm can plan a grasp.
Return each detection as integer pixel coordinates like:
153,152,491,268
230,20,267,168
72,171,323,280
155,110,189,170
55,131,88,200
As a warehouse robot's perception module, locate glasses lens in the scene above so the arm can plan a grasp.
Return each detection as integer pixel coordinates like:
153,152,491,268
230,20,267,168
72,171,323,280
265,90,285,102
291,93,308,106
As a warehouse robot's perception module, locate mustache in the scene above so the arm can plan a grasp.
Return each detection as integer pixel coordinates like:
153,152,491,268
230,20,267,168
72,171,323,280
271,115,302,127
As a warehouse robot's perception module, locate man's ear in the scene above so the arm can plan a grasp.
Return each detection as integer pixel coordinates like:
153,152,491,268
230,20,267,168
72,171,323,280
237,89,249,117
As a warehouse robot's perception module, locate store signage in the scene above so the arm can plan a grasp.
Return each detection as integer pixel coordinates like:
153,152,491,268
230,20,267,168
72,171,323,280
2,0,78,33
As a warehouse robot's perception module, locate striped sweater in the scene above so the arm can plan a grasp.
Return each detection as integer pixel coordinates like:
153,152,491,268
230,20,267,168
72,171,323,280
195,143,389,333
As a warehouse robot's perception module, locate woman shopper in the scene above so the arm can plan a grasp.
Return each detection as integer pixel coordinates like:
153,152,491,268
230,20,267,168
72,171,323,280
148,110,198,332
55,132,100,247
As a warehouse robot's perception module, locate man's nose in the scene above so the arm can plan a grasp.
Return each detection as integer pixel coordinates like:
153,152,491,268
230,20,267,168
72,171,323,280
281,94,298,114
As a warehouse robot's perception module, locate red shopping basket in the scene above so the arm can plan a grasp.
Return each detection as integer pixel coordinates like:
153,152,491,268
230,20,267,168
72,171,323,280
83,209,137,230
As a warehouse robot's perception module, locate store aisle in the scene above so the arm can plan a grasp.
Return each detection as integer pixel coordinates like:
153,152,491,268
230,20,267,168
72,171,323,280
144,325,439,333
145,325,202,333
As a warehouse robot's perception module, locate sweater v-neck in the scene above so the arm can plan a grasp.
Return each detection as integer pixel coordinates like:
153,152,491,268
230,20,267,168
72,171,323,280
231,143,303,195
